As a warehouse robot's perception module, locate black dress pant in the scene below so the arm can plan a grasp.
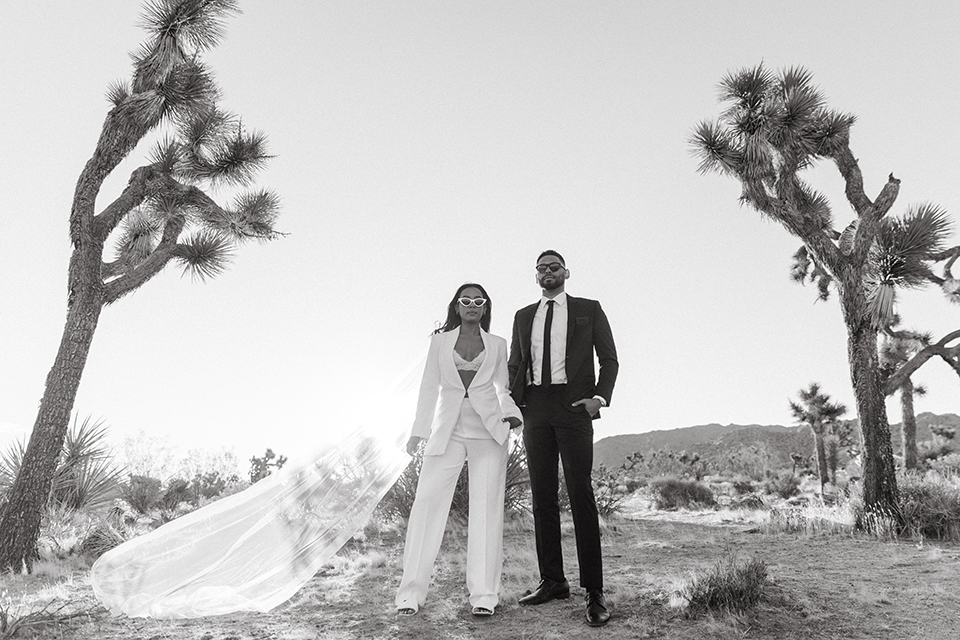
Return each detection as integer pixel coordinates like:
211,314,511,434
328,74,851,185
521,384,603,590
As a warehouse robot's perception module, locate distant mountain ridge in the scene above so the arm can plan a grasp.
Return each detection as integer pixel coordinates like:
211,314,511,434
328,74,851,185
593,412,960,471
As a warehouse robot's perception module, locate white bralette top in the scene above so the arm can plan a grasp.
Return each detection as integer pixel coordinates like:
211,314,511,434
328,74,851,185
453,349,485,371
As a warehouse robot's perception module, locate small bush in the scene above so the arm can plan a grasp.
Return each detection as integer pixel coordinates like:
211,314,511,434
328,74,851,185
249,448,287,484
732,477,755,495
377,436,530,523
764,471,801,499
161,477,192,510
898,471,960,541
592,464,632,517
121,475,162,514
650,477,716,510
38,505,94,560
927,453,960,477
732,493,765,510
676,553,769,616
192,469,241,501
79,517,129,558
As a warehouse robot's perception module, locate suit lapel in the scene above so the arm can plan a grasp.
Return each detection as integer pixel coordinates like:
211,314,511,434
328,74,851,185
440,327,464,391
565,295,578,349
521,304,536,357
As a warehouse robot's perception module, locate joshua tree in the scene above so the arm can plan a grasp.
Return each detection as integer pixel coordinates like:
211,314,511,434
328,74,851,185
880,327,931,469
0,0,281,572
692,65,958,524
789,383,847,492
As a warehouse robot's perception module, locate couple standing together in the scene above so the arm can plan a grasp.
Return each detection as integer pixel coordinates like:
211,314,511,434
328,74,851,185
395,250,619,628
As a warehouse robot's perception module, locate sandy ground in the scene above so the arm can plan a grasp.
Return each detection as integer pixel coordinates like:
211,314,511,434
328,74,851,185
4,502,960,639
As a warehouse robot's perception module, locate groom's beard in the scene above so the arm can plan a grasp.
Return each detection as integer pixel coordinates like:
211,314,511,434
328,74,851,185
540,276,564,291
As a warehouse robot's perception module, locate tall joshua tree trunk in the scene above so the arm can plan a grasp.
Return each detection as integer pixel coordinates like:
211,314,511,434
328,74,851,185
899,378,918,470
841,290,899,517
0,251,105,570
812,429,829,494
0,0,282,572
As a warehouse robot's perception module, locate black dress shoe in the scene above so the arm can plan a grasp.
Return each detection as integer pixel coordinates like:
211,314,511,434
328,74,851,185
518,578,570,605
585,589,610,627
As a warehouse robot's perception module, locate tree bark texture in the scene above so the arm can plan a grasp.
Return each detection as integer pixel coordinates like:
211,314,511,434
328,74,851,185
841,296,901,523
899,379,918,471
0,295,103,571
813,431,828,494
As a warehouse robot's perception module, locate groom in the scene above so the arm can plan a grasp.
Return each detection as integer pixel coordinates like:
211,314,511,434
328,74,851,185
508,250,619,627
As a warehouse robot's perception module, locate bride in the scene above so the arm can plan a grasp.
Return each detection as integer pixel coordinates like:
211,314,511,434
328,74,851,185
92,283,521,620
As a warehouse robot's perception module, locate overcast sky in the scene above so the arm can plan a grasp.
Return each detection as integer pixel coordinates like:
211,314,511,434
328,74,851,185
1,1,957,466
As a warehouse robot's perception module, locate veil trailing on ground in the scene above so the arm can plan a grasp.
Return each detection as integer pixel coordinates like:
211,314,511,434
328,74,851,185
91,357,424,618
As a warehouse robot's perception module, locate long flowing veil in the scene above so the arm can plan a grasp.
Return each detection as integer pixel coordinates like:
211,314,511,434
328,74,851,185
91,356,424,618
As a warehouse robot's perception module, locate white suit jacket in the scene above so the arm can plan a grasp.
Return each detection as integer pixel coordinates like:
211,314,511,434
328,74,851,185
411,326,522,456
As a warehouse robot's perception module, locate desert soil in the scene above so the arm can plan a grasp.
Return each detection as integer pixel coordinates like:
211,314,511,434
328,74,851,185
5,504,960,640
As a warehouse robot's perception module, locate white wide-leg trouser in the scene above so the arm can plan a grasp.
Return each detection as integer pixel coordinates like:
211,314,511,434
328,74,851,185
395,405,509,612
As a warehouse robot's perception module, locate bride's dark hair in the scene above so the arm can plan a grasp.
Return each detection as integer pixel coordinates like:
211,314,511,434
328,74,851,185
435,282,492,334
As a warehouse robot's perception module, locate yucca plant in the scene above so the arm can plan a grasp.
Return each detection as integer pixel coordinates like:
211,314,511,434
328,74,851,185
0,416,124,513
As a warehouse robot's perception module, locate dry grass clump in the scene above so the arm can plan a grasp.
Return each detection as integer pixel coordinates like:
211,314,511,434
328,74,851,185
673,552,769,617
763,501,855,536
897,471,960,541
0,594,85,639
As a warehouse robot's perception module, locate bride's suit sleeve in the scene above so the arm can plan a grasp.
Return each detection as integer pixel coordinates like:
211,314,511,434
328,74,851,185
411,333,442,440
493,335,522,422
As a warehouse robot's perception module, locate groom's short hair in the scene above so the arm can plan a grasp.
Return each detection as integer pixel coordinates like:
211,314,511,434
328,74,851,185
537,249,565,265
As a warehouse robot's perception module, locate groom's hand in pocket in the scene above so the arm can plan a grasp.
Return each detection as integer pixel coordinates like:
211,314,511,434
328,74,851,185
572,397,602,417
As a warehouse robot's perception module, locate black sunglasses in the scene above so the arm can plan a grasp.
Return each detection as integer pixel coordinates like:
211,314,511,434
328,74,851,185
536,262,564,274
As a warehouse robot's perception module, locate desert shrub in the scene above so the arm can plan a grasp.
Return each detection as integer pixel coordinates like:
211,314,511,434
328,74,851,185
376,453,420,522
161,477,192,509
628,448,711,480
650,477,716,510
719,445,771,481
927,453,960,477
37,504,96,560
78,516,130,558
675,552,768,616
732,476,755,495
731,493,765,510
249,448,287,483
503,438,530,514
555,460,633,516
897,471,960,541
191,469,241,501
121,475,162,514
0,597,74,639
764,471,801,499
376,437,530,523
592,464,632,517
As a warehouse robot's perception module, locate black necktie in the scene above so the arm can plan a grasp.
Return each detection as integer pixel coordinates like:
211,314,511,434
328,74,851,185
542,300,555,386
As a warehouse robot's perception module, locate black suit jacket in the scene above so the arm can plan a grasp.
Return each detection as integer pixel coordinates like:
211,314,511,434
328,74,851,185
508,295,618,417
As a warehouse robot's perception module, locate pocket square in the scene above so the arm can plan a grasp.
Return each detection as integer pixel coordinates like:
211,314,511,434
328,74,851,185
575,316,590,325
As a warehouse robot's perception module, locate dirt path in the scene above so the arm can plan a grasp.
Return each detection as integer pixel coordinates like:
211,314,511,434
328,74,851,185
10,514,960,639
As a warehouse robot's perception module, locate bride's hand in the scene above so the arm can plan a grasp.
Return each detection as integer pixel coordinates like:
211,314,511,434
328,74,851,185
405,436,425,456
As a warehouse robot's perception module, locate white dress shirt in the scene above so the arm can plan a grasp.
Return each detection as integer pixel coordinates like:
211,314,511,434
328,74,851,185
531,292,568,386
